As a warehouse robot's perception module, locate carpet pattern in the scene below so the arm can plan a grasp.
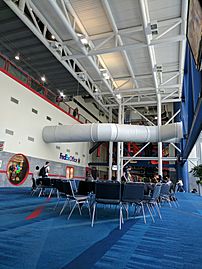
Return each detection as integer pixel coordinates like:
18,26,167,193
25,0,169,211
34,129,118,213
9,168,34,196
0,188,202,269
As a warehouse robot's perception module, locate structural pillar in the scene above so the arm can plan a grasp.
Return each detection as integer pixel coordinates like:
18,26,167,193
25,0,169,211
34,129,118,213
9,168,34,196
157,93,163,176
117,104,122,182
108,108,113,180
120,105,124,177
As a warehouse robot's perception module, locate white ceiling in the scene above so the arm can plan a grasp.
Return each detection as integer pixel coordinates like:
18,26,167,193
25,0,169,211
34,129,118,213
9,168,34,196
4,0,188,117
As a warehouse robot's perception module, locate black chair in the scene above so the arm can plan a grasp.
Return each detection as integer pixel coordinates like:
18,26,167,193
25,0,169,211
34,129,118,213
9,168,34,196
159,183,172,207
77,181,90,195
121,183,146,223
91,181,123,230
78,181,96,206
60,181,91,219
54,180,69,212
143,184,162,222
35,177,51,197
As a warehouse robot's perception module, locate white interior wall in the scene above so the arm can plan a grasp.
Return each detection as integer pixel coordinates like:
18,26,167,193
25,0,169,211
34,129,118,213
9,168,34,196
0,71,91,167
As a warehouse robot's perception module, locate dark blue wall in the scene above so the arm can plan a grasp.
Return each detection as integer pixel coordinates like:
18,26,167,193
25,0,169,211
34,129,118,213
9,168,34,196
177,43,202,191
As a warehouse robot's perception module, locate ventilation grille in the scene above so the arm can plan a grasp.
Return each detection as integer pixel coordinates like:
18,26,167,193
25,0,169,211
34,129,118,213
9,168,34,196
32,108,38,114
46,116,52,121
58,122,63,125
28,136,34,142
5,129,14,135
56,145,61,150
10,97,19,104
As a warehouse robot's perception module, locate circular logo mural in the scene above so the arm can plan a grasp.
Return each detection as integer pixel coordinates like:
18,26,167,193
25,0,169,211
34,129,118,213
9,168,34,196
7,154,29,186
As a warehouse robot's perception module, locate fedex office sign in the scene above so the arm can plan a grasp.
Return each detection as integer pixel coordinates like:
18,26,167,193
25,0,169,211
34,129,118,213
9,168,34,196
59,153,80,163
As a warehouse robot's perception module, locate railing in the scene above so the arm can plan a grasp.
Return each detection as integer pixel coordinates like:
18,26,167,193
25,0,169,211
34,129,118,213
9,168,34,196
0,53,91,124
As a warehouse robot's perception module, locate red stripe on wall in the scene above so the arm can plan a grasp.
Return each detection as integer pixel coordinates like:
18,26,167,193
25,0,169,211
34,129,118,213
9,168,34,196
48,174,66,178
0,170,85,179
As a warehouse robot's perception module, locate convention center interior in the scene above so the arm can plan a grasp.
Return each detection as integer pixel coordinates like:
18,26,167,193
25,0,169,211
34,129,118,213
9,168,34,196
0,0,202,268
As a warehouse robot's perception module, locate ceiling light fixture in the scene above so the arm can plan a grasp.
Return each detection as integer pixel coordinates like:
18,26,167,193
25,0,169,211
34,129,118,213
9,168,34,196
51,35,56,40
59,91,65,98
116,93,122,99
77,33,88,45
41,76,46,82
102,70,110,80
15,54,20,60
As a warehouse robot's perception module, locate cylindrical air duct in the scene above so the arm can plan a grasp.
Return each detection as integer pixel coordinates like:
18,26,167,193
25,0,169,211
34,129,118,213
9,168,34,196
42,122,183,143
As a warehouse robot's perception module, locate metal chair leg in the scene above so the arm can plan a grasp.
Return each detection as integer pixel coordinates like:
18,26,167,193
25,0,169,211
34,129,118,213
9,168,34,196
141,202,146,224
91,202,96,227
119,205,123,230
48,188,53,198
68,202,77,219
146,203,155,223
77,202,82,215
54,195,61,210
60,198,69,215
154,202,162,219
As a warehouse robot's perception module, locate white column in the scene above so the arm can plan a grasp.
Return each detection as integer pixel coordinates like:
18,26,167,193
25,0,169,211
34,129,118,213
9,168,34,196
157,93,163,176
117,104,122,181
120,105,124,177
108,108,113,180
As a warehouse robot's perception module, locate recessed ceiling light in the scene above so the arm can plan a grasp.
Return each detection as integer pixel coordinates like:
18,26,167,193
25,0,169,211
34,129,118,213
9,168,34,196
59,91,65,98
77,33,88,45
41,76,46,82
102,70,110,80
116,94,122,99
15,54,20,60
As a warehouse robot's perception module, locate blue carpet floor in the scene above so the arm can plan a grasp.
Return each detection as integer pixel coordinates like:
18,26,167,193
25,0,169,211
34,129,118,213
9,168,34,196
0,188,202,269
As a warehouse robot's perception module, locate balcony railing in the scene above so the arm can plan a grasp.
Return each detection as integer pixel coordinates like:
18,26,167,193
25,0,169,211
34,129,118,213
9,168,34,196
0,53,91,124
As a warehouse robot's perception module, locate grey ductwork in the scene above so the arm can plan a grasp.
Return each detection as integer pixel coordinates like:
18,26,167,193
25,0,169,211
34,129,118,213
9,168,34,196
42,122,183,143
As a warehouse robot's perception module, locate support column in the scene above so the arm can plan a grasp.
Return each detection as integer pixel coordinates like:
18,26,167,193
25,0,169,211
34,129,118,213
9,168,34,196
108,108,113,180
157,93,163,176
177,160,189,192
120,105,124,177
117,104,122,182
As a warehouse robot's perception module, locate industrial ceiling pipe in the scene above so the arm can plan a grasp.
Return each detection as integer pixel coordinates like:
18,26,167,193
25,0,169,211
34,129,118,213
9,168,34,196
42,122,183,143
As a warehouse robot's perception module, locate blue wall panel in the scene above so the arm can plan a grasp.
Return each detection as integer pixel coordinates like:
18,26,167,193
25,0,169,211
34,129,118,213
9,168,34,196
179,43,202,190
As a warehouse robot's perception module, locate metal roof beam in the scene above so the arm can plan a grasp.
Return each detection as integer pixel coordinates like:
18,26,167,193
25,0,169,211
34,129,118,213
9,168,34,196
62,35,185,60
3,0,109,114
104,99,181,107
88,17,182,41
101,0,138,88
178,0,188,97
